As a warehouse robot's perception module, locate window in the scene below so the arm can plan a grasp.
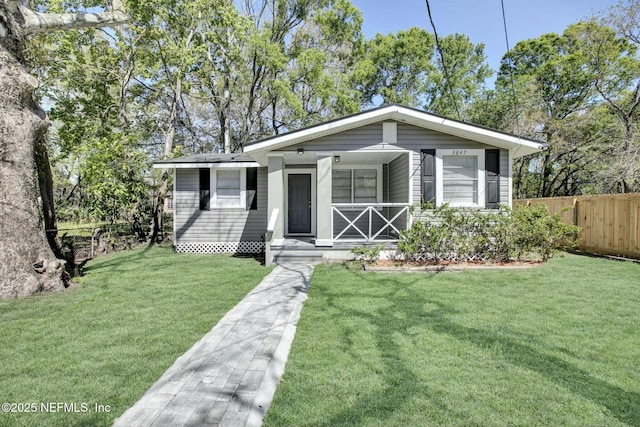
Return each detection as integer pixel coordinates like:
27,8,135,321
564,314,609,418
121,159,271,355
332,170,352,203
354,169,377,203
442,156,478,204
435,149,486,208
211,168,246,208
332,166,380,203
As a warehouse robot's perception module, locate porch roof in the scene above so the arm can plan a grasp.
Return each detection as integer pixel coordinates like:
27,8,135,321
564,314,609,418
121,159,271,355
244,104,546,164
153,153,260,169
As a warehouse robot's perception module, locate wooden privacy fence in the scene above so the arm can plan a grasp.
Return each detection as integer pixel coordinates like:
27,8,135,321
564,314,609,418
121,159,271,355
514,193,640,259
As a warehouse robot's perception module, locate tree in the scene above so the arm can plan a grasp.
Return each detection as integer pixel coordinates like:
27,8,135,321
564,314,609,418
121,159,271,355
492,24,603,197
354,27,491,118
354,27,436,107
0,0,127,297
594,1,640,191
492,19,640,197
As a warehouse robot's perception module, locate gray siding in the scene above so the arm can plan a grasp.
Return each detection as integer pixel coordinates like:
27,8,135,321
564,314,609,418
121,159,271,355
174,167,268,243
389,153,409,203
282,122,510,208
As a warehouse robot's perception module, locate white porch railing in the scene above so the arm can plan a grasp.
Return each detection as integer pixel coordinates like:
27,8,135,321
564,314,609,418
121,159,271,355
332,203,410,242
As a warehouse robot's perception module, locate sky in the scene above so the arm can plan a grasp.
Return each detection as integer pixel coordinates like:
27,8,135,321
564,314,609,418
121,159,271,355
349,0,618,75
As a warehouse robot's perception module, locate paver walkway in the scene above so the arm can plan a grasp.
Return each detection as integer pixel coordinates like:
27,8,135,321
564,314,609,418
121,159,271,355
113,263,314,427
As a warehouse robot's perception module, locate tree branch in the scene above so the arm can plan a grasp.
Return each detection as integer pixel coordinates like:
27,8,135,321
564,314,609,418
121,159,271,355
13,0,127,36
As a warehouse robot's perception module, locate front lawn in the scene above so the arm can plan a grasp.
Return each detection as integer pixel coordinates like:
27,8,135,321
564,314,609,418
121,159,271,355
0,245,270,427
265,254,640,426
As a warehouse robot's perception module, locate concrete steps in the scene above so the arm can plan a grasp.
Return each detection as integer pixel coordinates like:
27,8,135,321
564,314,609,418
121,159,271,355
272,249,324,265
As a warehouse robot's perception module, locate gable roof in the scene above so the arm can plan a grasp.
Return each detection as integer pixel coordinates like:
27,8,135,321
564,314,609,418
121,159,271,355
244,104,546,161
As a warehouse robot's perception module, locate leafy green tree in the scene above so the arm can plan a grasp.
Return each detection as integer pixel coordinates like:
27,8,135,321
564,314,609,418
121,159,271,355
354,27,490,118
354,27,436,107
492,23,619,197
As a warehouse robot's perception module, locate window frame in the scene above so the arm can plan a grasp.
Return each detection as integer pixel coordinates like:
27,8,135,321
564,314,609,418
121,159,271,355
435,149,485,208
211,167,247,209
331,164,383,204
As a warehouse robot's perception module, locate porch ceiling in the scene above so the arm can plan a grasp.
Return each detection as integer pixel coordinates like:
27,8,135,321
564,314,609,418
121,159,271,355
282,150,406,165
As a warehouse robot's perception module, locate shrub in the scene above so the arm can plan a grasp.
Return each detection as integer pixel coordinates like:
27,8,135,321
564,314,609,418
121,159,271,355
351,244,384,264
398,203,580,264
511,203,580,261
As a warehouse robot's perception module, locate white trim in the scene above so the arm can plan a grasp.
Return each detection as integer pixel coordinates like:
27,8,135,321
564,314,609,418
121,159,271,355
284,168,317,236
508,152,514,207
173,170,177,243
332,164,384,204
408,151,414,205
314,239,333,247
153,162,260,169
435,149,486,208
211,168,246,209
244,105,545,158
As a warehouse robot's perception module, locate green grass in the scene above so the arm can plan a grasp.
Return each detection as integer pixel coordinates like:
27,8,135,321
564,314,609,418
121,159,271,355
265,254,640,427
56,221,117,237
0,245,271,427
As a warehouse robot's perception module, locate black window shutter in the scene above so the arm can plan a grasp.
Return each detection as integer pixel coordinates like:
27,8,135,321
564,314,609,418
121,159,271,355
246,168,258,210
199,168,210,211
421,149,436,205
486,149,500,209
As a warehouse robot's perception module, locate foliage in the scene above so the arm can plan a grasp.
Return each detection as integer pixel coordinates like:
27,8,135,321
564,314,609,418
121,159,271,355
354,27,491,118
350,244,384,264
0,245,271,427
265,257,640,426
476,10,640,198
510,203,580,261
397,204,579,263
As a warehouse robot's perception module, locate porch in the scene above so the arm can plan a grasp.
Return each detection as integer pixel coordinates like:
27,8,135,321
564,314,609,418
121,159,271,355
264,147,412,265
269,237,399,265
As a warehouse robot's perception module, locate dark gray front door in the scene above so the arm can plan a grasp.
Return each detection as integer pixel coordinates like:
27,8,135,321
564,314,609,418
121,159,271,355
288,174,311,234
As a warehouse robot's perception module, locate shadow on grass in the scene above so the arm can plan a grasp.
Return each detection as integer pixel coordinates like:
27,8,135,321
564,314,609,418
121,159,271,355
315,272,640,427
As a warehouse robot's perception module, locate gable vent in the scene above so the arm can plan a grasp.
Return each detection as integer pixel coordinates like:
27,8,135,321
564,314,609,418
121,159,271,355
382,122,397,144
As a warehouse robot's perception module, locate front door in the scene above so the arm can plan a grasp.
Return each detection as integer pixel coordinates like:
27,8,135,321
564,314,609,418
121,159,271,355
288,174,312,234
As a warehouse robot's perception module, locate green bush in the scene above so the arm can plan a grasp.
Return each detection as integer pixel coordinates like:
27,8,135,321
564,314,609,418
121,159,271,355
511,203,580,261
351,244,384,264
398,204,580,263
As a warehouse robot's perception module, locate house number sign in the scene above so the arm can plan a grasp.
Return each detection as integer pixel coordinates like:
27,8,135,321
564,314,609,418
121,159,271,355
451,150,468,156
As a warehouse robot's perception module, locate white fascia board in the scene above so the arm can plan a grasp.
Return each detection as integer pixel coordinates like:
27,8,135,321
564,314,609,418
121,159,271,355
390,108,545,157
153,162,261,169
243,104,545,159
244,107,398,154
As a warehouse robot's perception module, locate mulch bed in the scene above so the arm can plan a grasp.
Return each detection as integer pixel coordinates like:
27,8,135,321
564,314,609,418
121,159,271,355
363,259,541,272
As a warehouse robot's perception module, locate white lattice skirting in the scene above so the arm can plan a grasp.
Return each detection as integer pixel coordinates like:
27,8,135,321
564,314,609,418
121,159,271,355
175,241,264,254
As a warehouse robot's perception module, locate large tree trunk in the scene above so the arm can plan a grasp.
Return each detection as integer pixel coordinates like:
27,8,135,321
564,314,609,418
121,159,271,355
0,0,127,297
0,39,68,297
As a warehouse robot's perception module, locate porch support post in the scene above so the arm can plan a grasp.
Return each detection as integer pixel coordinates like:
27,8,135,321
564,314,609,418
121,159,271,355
268,155,285,245
316,154,333,247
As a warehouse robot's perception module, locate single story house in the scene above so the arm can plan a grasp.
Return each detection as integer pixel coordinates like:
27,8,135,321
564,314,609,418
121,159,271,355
154,104,546,263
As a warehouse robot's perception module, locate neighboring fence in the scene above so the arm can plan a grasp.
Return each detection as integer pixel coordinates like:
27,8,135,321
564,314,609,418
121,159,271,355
514,193,640,259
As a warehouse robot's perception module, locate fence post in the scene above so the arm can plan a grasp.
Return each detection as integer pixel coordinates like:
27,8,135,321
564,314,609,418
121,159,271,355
572,198,579,226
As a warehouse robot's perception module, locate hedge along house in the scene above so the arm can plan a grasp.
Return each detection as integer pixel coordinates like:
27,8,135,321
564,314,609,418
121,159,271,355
154,104,546,264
